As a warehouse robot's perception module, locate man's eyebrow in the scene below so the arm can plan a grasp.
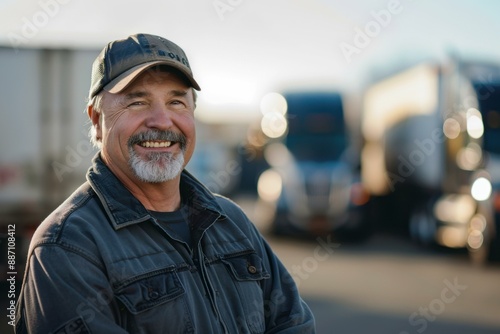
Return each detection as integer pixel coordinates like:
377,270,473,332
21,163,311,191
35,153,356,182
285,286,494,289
123,90,188,100
124,91,150,100
170,89,189,98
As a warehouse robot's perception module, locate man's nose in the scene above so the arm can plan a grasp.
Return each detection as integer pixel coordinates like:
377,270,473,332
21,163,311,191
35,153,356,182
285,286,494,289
145,104,174,130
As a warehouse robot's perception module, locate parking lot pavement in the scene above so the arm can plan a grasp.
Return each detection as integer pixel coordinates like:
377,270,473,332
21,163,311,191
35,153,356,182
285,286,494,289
264,232,500,334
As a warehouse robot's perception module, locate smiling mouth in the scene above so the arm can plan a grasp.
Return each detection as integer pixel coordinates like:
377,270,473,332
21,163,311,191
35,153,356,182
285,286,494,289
139,141,173,148
129,130,187,151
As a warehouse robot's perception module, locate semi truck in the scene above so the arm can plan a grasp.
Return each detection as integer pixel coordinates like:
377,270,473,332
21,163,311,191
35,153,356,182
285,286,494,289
361,59,500,263
257,91,370,239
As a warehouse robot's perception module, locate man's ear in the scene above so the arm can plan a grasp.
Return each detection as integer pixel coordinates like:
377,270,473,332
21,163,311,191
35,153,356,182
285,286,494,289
87,104,102,140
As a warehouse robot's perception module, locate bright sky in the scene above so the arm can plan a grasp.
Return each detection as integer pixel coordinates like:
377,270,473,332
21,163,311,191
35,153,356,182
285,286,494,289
1,0,500,122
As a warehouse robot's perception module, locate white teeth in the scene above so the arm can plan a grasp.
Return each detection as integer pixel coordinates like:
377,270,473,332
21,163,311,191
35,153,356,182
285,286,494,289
140,141,172,148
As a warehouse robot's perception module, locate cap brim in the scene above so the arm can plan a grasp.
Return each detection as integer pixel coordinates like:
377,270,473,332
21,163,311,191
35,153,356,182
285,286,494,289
103,60,201,93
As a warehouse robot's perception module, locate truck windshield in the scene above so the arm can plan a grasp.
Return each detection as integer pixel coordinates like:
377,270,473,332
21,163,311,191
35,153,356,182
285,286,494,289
284,93,348,162
474,82,500,155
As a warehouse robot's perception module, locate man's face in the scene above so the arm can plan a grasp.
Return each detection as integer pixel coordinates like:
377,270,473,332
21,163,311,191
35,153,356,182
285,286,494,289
96,67,196,184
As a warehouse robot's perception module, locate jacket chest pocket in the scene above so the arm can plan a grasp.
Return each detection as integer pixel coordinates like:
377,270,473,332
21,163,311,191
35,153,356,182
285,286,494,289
220,252,270,334
114,269,194,333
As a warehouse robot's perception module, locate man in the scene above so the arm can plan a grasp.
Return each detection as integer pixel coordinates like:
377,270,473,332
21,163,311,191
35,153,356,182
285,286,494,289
15,33,315,333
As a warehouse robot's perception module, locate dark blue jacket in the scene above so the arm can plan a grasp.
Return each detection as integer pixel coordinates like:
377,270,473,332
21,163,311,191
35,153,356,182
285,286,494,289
15,154,315,333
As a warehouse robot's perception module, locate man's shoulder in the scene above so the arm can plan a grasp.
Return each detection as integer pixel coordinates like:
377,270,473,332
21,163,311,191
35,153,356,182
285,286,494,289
31,182,101,247
213,194,245,217
212,194,263,235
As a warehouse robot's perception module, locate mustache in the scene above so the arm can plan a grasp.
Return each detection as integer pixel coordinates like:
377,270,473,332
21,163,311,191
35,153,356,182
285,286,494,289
128,130,187,150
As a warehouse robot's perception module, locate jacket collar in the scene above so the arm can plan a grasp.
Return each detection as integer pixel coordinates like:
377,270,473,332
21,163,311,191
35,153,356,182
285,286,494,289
86,153,225,230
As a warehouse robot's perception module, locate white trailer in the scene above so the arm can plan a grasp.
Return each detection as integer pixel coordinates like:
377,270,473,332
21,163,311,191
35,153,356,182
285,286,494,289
361,58,500,263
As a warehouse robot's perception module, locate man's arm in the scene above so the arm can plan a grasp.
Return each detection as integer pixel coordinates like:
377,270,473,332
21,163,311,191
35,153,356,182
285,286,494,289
16,244,128,334
259,237,316,333
213,196,315,333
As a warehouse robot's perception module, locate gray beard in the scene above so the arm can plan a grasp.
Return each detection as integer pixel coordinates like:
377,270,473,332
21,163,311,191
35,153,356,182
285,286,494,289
126,129,187,183
128,149,184,183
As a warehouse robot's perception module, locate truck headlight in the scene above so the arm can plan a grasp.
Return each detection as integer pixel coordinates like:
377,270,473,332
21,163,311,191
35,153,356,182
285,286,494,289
257,169,282,202
471,177,492,201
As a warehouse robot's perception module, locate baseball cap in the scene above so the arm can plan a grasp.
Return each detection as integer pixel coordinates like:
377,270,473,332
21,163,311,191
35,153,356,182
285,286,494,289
88,33,200,99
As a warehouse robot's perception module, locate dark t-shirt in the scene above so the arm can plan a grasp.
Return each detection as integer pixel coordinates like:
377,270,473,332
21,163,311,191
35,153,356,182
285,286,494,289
149,205,191,246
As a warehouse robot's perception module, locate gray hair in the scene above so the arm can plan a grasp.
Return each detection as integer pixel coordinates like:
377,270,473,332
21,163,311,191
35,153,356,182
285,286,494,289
87,92,105,149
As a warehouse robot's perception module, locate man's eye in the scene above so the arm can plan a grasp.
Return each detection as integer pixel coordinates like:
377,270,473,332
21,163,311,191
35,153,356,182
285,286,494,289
171,100,186,107
128,101,145,107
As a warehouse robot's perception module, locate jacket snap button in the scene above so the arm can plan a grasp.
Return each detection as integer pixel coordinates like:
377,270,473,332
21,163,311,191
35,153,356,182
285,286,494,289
248,265,257,274
149,291,159,300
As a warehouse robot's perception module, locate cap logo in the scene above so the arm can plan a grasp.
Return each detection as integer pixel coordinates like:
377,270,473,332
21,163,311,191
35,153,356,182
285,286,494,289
165,51,190,68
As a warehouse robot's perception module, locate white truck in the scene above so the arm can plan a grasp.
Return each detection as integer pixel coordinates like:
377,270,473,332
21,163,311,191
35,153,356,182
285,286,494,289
361,58,500,263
